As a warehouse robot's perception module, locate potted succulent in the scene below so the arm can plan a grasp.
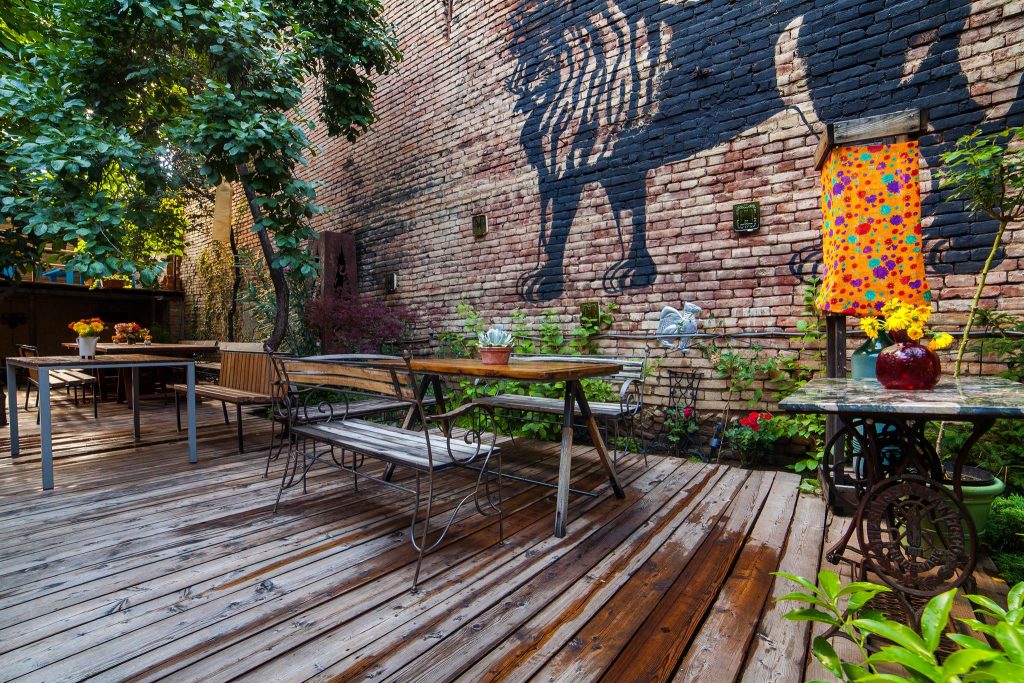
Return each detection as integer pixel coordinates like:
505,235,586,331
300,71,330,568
477,325,514,365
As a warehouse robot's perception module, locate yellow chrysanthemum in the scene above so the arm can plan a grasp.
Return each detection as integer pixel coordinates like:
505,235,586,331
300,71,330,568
859,317,881,340
90,322,103,332
881,299,904,316
884,309,912,331
907,324,925,341
928,332,953,351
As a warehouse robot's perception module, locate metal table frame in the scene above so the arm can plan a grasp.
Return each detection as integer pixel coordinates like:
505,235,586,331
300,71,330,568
6,355,197,490
780,376,1024,628
370,357,627,538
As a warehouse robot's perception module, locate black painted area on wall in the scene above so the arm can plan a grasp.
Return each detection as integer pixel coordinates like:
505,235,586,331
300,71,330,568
507,0,1024,300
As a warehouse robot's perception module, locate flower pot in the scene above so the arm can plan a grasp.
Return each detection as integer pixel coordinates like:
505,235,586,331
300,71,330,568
944,463,1005,536
104,279,126,289
479,346,512,365
77,336,99,360
875,340,941,390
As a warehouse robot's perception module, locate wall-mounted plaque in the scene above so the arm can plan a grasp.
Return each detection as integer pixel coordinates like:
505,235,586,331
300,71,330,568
732,202,760,234
472,214,488,238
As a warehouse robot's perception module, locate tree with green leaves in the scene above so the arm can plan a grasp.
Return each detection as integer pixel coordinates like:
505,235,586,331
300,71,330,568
0,0,400,349
940,127,1024,376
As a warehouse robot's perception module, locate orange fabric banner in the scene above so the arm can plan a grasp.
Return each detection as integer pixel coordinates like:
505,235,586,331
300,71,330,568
815,141,931,315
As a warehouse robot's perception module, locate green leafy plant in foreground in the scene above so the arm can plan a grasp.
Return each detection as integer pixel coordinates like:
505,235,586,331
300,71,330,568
777,569,1024,682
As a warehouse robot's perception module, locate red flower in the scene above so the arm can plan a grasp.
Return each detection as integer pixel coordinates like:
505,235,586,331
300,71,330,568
683,406,694,419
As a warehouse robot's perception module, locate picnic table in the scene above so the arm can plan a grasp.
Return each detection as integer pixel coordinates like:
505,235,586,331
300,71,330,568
5,354,197,490
376,357,626,538
780,376,1024,627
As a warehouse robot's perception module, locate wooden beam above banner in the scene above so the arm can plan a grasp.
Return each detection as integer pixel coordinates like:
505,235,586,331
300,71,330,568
814,109,929,170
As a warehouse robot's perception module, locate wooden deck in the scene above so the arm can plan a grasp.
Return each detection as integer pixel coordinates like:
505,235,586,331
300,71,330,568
0,392,941,682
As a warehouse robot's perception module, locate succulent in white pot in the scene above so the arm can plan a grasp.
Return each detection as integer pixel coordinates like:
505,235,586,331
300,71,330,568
477,325,514,365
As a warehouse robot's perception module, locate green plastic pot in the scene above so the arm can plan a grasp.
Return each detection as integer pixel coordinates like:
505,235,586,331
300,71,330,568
943,464,1006,536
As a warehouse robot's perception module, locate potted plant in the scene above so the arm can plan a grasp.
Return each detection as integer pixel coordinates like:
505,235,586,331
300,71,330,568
68,317,105,359
113,322,143,344
477,325,514,365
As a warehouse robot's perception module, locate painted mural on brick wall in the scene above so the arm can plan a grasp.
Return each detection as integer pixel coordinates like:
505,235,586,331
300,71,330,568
508,0,1024,302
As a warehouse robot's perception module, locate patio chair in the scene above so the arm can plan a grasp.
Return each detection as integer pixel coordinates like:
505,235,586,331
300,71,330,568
17,345,98,422
171,342,278,453
269,352,502,590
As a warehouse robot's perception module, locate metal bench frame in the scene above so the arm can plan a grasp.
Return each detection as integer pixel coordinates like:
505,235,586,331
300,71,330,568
269,353,502,590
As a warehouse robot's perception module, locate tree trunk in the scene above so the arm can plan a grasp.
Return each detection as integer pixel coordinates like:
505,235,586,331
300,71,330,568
235,164,289,351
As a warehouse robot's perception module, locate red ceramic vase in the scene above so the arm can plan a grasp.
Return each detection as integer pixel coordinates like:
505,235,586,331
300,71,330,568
875,339,941,390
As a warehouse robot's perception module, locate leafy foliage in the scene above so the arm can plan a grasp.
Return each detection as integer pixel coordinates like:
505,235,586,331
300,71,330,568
986,495,1024,586
306,293,413,355
442,303,618,441
699,280,826,474
778,570,1024,682
0,0,400,347
237,249,320,355
938,127,1024,378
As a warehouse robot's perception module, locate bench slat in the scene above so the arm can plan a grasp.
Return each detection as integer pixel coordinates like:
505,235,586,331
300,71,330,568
475,394,624,418
293,419,490,472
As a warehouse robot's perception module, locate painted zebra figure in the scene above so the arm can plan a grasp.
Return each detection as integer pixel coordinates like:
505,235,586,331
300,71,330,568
508,0,1022,301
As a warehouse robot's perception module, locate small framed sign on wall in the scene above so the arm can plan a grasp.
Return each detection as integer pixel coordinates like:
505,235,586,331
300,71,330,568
732,202,760,234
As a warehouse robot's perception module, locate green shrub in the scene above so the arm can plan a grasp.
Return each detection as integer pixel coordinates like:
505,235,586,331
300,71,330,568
986,495,1024,585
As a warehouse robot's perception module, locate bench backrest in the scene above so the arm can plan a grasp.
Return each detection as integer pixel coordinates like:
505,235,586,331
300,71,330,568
510,353,647,387
219,343,275,396
277,358,418,402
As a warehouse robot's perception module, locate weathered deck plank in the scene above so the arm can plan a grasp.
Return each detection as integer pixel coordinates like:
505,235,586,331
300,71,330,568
0,397,837,682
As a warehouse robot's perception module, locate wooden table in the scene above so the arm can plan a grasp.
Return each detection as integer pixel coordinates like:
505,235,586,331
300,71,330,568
380,357,627,538
60,342,217,356
780,376,1024,626
6,354,197,490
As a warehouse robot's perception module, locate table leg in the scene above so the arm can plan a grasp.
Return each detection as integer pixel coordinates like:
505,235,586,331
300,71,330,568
554,385,576,538
574,382,625,499
187,363,197,464
7,364,19,456
0,365,7,428
39,370,53,490
131,367,141,440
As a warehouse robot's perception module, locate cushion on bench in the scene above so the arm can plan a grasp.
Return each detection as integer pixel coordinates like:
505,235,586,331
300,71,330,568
292,419,494,473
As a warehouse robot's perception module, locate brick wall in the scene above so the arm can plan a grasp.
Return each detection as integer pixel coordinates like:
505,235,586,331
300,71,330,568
188,0,1024,414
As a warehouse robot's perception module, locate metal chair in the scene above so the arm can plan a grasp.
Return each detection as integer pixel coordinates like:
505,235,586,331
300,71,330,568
16,345,99,422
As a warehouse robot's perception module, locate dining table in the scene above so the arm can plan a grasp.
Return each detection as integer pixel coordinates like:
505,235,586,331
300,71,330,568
375,357,627,538
6,354,197,490
779,376,1024,626
60,342,216,402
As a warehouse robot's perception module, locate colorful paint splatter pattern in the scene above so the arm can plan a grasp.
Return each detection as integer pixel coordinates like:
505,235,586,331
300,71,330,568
815,141,931,315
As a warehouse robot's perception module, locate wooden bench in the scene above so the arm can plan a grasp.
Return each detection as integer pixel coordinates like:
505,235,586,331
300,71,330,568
270,355,501,590
264,353,438,476
179,340,221,378
171,342,276,453
473,352,648,459
17,345,99,421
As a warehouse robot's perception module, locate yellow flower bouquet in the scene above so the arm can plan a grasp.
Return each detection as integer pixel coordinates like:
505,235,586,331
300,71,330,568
859,299,952,351
858,299,949,390
68,317,106,338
